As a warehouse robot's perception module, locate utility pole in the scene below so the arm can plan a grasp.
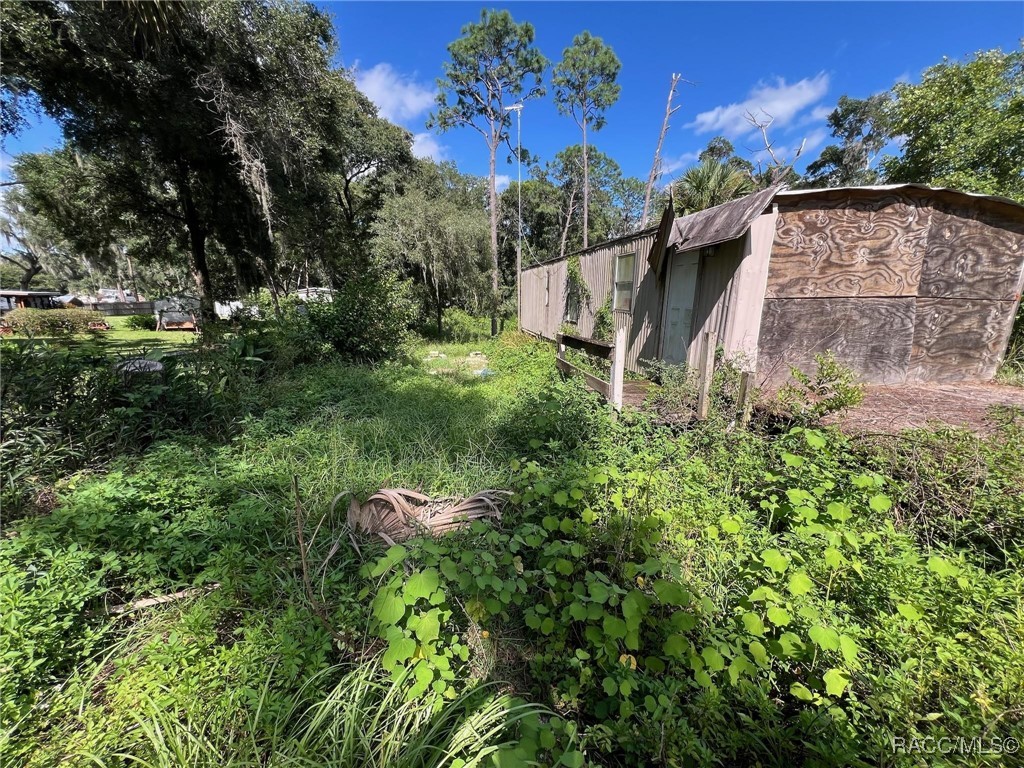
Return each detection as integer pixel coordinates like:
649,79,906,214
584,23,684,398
505,103,524,329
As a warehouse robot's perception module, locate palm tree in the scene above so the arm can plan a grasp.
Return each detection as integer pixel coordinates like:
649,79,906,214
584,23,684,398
673,159,754,214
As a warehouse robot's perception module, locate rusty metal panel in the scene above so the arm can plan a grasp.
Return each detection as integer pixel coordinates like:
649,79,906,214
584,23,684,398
689,239,745,368
569,231,660,373
574,246,614,338
519,265,547,337
520,260,566,339
666,185,779,254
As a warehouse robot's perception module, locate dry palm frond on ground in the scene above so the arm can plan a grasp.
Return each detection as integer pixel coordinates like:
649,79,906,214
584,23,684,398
344,488,509,544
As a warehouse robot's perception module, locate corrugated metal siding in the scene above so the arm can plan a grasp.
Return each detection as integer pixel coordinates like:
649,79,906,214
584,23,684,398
683,212,776,371
520,231,661,373
521,260,567,340
688,239,744,368
572,247,613,338
625,232,663,371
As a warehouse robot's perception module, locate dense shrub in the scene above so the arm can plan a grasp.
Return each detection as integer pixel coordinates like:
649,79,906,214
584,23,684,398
5,308,104,336
123,313,157,331
361,401,1024,765
4,334,1023,767
591,297,613,341
303,268,416,363
866,418,1024,565
0,339,263,513
443,307,491,342
644,355,753,424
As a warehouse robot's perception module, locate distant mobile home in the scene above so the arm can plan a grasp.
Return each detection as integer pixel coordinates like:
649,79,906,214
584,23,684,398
520,184,1024,386
0,289,62,313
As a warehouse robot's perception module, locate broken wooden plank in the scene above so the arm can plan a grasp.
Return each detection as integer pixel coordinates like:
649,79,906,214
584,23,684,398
557,331,615,360
737,370,754,427
110,584,220,615
555,356,611,399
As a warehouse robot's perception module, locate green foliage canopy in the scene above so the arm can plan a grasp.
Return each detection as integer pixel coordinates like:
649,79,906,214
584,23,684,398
553,31,621,249
881,48,1024,201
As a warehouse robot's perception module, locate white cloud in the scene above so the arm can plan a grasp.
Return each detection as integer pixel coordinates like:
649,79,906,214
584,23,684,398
354,62,435,124
412,132,447,161
661,151,701,177
809,104,833,122
688,73,830,137
495,174,511,193
798,128,829,157
894,71,912,85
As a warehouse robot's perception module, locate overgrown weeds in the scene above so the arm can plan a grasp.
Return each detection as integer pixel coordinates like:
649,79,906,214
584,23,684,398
3,333,1023,767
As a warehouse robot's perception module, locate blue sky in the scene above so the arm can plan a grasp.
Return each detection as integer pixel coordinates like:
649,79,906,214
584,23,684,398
4,2,1022,189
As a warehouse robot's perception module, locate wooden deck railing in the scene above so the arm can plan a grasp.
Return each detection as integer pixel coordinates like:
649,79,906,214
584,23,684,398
555,325,627,410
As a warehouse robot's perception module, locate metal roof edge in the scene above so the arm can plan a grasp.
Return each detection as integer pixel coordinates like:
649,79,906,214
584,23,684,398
774,183,1024,213
521,222,661,272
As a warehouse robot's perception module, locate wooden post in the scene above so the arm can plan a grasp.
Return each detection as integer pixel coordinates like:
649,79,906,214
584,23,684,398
696,331,716,420
557,334,566,365
737,370,754,428
610,323,626,411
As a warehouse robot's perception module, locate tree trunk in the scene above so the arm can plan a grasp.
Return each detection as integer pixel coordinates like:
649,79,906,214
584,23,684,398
187,227,214,327
488,137,499,336
177,163,216,327
125,250,140,299
115,260,127,302
559,187,578,260
643,74,682,227
582,117,589,250
18,262,42,291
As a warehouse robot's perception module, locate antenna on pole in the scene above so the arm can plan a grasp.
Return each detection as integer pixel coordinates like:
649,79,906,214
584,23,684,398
505,103,524,330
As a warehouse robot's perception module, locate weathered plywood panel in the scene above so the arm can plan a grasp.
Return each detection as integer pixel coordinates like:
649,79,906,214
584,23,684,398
768,193,927,298
907,298,1016,382
757,297,916,386
919,202,1024,300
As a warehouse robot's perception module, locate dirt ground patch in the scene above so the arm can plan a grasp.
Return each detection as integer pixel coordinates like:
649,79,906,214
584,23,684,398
825,381,1024,435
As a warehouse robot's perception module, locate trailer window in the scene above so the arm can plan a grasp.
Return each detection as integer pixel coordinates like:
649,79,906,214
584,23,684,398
613,252,635,311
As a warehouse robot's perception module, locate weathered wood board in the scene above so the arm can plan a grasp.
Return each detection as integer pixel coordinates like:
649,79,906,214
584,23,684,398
555,356,611,399
763,188,1024,385
758,297,916,386
768,194,927,298
907,298,1017,382
919,202,1024,300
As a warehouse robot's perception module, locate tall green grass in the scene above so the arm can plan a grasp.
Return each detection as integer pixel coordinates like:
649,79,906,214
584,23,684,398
81,664,547,768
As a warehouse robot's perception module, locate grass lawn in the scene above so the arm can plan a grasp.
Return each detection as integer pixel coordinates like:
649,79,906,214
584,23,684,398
4,335,552,765
87,314,199,355
5,313,198,356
